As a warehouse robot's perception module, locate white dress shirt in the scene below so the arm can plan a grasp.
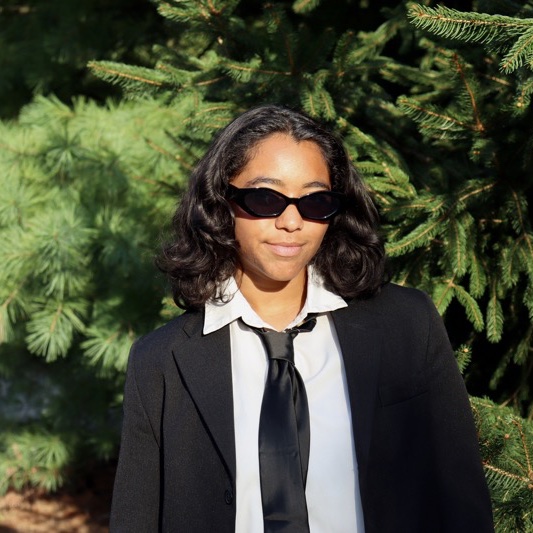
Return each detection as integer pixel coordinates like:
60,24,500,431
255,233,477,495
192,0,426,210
204,269,365,532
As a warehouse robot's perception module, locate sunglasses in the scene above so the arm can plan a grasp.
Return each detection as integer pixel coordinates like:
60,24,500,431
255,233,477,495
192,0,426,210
227,185,344,221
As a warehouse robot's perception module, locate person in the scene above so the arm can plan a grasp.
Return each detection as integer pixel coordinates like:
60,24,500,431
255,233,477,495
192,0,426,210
109,105,494,532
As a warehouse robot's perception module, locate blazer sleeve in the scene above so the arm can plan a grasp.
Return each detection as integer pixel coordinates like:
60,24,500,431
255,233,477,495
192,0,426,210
109,342,162,533
423,293,494,532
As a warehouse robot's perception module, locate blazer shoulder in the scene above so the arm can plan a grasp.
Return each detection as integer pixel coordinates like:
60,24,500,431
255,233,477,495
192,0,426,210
342,282,447,348
354,282,434,317
128,309,204,373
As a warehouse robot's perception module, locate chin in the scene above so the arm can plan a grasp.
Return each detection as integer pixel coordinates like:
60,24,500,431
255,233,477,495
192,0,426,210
262,267,307,284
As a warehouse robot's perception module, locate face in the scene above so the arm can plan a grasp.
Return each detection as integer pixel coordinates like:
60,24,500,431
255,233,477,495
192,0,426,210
230,133,331,292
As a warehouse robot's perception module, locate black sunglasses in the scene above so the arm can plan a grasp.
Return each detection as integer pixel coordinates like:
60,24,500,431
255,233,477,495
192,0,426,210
227,185,344,221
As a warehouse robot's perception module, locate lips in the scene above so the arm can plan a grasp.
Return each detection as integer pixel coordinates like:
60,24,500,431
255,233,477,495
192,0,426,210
267,243,304,257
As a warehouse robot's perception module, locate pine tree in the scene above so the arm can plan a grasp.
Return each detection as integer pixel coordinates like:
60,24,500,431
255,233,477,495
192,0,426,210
2,0,533,528
0,96,188,493
472,396,533,532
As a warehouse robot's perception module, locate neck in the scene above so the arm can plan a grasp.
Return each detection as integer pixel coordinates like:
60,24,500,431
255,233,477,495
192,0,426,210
237,271,307,331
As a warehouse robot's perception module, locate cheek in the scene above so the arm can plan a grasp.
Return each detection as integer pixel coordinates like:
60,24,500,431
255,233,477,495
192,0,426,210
233,217,264,250
311,223,329,248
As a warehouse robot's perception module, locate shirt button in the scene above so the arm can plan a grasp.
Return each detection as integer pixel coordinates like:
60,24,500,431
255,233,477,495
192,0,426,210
224,489,233,505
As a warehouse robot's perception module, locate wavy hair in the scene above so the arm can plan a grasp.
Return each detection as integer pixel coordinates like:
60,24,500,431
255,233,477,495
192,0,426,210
157,105,385,310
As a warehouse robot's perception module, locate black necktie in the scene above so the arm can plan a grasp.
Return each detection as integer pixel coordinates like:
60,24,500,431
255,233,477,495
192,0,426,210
250,316,317,533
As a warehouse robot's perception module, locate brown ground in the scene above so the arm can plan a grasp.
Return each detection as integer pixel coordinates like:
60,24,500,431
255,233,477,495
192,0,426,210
0,464,114,533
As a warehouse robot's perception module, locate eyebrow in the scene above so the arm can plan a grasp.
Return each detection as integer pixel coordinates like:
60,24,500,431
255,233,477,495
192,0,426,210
244,176,330,190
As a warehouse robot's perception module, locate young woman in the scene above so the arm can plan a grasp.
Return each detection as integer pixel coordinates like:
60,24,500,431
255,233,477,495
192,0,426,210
110,105,493,532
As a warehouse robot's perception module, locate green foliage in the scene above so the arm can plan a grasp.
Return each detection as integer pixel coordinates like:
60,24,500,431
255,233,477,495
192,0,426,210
407,4,533,73
472,397,533,532
0,428,71,493
0,0,169,118
0,95,195,492
0,95,196,366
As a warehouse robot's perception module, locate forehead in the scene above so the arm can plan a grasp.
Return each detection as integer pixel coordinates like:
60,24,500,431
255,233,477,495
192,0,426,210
246,132,325,158
232,133,330,189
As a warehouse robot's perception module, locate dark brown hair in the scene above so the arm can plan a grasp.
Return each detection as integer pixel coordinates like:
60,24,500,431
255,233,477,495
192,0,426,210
157,105,385,310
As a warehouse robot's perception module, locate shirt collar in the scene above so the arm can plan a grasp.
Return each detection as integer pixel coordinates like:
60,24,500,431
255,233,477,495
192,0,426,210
203,267,347,334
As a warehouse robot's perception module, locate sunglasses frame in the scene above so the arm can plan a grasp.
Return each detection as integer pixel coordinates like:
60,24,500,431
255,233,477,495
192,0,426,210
227,184,344,221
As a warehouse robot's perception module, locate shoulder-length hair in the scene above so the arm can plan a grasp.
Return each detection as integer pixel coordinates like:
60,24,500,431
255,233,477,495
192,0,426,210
157,105,385,310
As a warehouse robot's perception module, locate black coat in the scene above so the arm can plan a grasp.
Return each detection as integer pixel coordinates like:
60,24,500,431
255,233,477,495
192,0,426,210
110,283,494,532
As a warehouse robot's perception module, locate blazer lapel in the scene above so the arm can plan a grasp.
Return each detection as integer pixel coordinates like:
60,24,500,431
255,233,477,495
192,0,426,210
332,302,383,479
171,311,236,485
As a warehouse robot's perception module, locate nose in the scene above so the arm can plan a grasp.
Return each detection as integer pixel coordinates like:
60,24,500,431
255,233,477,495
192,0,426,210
275,204,304,232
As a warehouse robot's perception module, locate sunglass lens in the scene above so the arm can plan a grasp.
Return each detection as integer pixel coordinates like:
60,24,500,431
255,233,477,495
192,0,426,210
300,193,341,219
245,189,286,216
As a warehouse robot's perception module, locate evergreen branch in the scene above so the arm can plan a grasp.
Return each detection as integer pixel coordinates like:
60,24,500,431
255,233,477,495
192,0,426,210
394,250,428,286
334,31,356,73
513,324,533,366
366,178,415,200
378,162,413,192
25,300,87,361
144,139,194,171
0,430,71,494
382,199,446,212
49,304,62,334
180,76,225,90
157,0,227,23
82,323,136,373
88,62,165,87
483,462,531,485
486,280,504,342
398,98,475,133
455,344,472,374
301,82,336,120
433,277,456,314
225,63,292,77
373,192,391,207
386,215,444,256
468,248,487,298
447,216,468,276
512,419,532,478
321,91,335,119
519,238,533,280
517,76,533,109
407,4,532,43
458,183,496,203
0,287,22,343
453,55,485,133
480,72,513,88
511,189,533,257
453,283,484,331
1,288,19,312
501,26,533,72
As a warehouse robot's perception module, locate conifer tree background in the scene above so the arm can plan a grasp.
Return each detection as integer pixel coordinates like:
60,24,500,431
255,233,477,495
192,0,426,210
1,0,533,530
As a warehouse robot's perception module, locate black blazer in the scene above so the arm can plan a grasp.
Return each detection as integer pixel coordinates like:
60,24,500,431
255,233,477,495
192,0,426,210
110,283,494,532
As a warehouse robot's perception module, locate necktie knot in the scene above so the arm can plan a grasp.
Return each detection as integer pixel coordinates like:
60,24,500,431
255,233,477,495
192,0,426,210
251,316,317,364
258,331,297,364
